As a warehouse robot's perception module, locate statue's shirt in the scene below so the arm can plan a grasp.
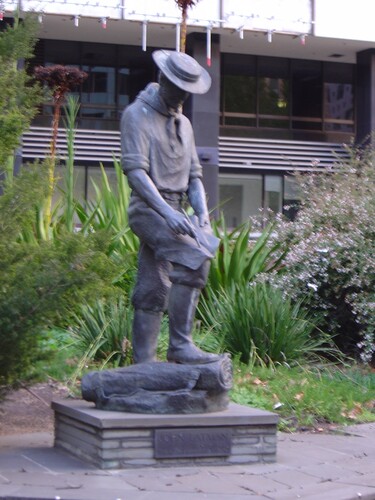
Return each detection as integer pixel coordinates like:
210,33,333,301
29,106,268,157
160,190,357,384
120,83,213,270
121,82,202,193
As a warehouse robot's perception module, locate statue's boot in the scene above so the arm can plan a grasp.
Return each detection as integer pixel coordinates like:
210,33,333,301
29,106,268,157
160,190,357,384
132,309,162,364
167,284,222,364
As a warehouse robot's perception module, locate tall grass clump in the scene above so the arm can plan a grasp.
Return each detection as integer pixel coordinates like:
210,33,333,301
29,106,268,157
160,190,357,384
200,282,334,366
65,294,134,368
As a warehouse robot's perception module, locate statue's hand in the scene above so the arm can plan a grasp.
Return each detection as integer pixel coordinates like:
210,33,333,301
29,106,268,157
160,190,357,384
197,212,210,228
165,209,196,237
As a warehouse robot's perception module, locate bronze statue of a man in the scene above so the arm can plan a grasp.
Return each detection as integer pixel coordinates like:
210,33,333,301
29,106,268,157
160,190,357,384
121,50,221,365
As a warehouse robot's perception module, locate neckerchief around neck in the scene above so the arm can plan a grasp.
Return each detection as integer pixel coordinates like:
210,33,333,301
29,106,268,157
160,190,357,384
138,83,183,151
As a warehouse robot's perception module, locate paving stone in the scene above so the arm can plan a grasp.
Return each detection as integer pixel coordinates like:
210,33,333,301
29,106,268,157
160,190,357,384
277,439,350,466
213,462,288,475
31,443,95,468
265,469,324,488
220,472,287,496
297,462,363,481
125,469,248,494
273,483,375,500
295,433,375,457
336,458,375,475
337,472,375,488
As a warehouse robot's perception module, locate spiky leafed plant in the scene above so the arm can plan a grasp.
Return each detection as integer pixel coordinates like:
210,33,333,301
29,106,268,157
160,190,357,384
175,0,200,53
34,65,87,225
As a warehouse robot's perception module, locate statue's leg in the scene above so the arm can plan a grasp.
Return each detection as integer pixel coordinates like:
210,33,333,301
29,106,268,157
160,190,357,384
167,262,222,364
132,243,171,364
132,309,163,363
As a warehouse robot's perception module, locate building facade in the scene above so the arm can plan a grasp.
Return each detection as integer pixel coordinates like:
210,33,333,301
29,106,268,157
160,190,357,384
3,0,375,225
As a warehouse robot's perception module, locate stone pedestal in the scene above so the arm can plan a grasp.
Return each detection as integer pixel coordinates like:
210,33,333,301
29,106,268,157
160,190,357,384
52,400,279,469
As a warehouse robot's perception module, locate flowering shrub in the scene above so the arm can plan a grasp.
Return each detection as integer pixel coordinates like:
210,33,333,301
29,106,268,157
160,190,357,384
261,144,375,364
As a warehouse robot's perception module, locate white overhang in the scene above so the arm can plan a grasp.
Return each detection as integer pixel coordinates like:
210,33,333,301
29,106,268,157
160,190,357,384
3,0,375,63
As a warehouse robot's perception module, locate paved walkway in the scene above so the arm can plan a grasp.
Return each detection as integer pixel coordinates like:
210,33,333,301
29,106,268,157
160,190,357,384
0,423,375,500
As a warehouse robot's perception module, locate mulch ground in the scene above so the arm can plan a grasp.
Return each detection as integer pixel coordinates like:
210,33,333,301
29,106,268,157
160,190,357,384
0,382,70,435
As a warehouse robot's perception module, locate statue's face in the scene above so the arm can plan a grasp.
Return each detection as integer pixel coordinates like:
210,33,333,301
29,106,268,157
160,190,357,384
159,73,189,110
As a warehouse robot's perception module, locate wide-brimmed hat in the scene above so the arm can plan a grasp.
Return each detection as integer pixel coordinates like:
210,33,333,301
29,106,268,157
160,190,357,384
152,50,211,94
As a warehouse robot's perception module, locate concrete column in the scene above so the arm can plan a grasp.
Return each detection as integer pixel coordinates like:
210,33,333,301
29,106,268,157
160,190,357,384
356,49,375,145
185,33,220,217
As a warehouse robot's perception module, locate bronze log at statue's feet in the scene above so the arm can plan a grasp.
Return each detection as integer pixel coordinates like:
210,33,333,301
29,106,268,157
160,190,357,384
82,356,233,414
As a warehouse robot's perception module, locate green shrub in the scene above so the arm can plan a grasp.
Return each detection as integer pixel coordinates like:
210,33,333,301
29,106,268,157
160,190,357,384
0,165,121,385
199,282,335,365
0,14,42,170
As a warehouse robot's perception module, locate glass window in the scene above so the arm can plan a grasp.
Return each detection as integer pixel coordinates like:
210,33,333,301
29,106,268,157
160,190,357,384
324,83,354,131
44,40,81,65
258,57,289,128
324,62,354,84
81,66,116,120
81,42,117,67
283,175,301,220
221,54,257,127
258,77,289,116
264,175,282,214
222,75,257,126
81,66,115,105
291,60,322,130
219,175,262,227
118,68,130,108
323,62,354,132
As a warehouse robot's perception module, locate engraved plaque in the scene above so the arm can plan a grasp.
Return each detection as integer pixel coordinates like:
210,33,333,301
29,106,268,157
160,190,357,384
154,428,232,458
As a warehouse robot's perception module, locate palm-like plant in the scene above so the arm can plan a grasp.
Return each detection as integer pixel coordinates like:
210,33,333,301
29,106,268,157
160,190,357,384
175,0,200,53
207,215,286,293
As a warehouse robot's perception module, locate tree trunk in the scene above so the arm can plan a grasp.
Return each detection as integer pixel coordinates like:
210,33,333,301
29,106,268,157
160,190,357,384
180,9,188,53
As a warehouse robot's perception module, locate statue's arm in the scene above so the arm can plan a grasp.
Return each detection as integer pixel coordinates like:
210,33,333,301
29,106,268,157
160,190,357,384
187,177,210,227
127,169,195,237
